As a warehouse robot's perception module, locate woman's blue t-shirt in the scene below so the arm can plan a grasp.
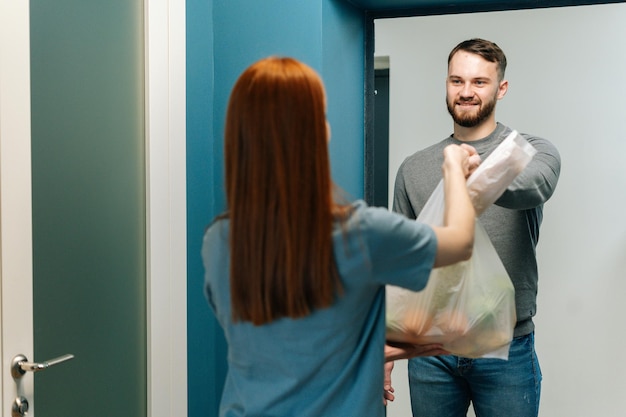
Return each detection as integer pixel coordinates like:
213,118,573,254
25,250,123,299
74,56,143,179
202,200,437,417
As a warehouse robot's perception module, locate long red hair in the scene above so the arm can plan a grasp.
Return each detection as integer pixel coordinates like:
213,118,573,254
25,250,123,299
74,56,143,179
224,57,345,325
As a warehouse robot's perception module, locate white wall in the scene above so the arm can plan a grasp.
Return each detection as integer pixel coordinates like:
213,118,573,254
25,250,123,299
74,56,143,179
376,3,626,416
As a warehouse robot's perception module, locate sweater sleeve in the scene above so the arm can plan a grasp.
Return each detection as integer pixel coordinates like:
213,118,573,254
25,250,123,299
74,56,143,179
496,135,561,210
392,159,418,219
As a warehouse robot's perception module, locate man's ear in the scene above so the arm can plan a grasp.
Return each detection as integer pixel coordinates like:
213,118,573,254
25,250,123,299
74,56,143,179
497,79,509,100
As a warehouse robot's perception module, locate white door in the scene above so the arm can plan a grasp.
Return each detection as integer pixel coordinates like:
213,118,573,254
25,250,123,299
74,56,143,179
0,1,187,416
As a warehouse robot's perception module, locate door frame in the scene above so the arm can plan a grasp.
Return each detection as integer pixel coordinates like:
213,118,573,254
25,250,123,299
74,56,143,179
0,0,34,415
0,1,187,415
146,0,188,416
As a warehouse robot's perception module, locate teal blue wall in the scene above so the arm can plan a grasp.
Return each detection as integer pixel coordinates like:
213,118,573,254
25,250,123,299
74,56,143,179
186,1,365,415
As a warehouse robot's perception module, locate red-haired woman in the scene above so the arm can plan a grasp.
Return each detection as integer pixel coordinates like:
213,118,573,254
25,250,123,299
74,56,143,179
202,56,478,417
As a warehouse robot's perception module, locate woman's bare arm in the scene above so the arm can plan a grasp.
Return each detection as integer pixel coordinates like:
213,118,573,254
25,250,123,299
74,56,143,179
432,144,478,267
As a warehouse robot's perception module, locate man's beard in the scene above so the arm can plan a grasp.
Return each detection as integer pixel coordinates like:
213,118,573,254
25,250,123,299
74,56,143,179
447,94,496,128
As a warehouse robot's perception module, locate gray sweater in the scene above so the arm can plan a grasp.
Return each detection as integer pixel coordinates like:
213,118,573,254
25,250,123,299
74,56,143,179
393,123,561,337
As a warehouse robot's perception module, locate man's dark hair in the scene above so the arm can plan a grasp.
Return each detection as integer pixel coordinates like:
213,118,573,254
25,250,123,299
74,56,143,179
448,38,507,81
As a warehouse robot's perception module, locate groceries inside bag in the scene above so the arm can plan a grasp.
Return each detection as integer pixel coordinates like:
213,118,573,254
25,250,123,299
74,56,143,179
386,131,537,359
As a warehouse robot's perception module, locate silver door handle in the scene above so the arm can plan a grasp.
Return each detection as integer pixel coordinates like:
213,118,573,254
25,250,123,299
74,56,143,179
11,353,75,379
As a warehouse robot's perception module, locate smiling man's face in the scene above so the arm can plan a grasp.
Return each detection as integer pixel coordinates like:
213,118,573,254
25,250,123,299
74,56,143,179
446,51,506,129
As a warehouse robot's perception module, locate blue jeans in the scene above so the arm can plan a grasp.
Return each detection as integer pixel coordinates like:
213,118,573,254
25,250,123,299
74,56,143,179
407,333,542,417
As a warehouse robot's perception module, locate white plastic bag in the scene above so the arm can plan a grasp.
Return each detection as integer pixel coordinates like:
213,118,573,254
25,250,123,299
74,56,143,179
386,131,536,359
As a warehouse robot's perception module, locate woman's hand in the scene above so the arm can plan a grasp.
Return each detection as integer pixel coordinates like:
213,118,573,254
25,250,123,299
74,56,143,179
383,342,449,405
460,143,481,178
385,341,449,362
443,143,480,178
383,361,395,405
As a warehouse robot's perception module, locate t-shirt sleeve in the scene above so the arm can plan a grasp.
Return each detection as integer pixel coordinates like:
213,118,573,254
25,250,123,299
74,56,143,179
202,230,218,314
202,220,229,318
362,206,437,292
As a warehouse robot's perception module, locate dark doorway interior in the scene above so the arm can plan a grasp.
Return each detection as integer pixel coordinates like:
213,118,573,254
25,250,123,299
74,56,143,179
372,67,390,208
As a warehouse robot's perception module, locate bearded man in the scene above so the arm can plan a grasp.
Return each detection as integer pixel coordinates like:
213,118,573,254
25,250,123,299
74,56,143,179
388,38,561,417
